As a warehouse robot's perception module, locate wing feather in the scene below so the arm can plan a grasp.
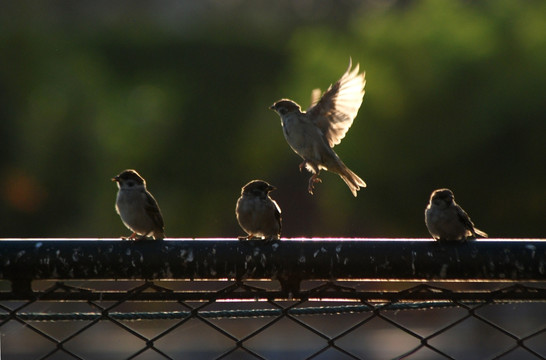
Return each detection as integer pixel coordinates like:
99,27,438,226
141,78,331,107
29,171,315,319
306,59,366,148
144,191,164,230
273,200,282,236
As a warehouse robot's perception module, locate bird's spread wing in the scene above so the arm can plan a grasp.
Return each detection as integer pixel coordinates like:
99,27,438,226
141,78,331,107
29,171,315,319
309,88,322,108
306,59,366,148
144,191,164,229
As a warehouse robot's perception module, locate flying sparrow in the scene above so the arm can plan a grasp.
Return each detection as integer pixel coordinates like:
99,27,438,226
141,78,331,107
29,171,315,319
236,180,282,240
112,169,165,240
425,188,487,241
270,59,367,196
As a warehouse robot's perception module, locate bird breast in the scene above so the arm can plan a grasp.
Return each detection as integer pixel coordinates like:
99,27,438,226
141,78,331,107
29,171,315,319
282,114,326,161
237,195,278,235
116,189,155,234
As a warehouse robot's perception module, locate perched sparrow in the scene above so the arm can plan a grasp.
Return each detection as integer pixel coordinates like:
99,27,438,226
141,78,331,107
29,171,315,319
112,169,165,240
236,180,282,240
425,188,487,241
270,59,367,197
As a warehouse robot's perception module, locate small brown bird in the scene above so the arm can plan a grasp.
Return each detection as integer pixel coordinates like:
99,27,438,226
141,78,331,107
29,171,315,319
236,180,281,240
112,169,165,240
270,59,367,196
425,188,487,241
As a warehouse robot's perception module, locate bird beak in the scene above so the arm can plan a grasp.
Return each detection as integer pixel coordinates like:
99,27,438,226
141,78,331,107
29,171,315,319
268,185,276,192
269,104,275,110
112,176,120,182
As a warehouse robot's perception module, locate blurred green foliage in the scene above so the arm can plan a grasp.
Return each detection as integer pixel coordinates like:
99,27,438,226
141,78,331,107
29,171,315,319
0,0,544,238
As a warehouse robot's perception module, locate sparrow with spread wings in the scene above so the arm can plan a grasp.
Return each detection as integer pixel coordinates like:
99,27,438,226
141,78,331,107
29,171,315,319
270,59,367,196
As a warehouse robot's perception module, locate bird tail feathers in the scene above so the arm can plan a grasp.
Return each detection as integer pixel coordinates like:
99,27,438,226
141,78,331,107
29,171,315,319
473,228,488,238
338,166,366,197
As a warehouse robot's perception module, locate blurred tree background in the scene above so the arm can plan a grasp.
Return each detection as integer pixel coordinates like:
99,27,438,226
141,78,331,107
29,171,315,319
0,0,544,239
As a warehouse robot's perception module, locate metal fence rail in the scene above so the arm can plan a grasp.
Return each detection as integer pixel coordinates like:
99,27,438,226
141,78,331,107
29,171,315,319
0,239,545,359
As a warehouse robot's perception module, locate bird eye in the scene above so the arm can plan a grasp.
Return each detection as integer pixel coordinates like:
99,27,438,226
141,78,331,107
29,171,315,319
127,181,135,187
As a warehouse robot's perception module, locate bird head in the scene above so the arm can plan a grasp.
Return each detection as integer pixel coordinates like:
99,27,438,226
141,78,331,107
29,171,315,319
242,180,276,198
269,99,301,116
430,188,454,208
112,169,146,189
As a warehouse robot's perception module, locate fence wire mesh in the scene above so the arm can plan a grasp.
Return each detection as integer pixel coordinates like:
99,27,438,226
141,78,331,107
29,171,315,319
0,239,545,359
1,280,546,360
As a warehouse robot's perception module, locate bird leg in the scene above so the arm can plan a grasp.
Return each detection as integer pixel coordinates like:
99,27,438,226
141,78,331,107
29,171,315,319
307,174,322,195
121,232,137,240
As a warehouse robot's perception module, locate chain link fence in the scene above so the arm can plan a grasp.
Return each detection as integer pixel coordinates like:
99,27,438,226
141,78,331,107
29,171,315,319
1,239,545,359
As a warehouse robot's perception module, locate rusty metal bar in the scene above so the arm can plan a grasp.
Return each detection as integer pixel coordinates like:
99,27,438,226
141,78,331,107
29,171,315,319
0,238,545,295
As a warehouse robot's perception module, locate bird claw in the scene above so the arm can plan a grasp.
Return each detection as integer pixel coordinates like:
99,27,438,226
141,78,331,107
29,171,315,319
122,233,155,241
299,161,307,172
121,232,138,240
239,235,279,244
307,175,322,195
